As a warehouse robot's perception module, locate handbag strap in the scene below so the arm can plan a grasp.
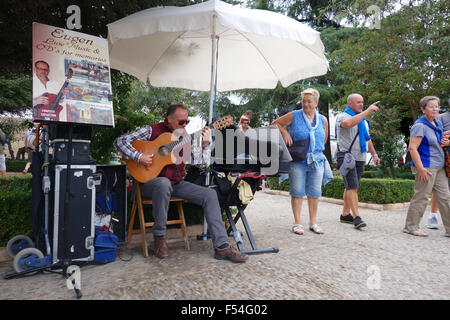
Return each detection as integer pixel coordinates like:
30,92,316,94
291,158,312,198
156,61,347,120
338,131,359,153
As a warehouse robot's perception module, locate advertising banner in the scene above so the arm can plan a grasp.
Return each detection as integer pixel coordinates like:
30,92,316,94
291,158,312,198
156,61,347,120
32,22,114,127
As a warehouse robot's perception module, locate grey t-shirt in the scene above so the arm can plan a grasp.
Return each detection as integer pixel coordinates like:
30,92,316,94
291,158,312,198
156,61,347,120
438,112,450,132
410,122,445,168
336,112,370,162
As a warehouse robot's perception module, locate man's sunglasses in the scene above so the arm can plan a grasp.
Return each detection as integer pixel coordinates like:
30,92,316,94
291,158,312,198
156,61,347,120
241,119,250,124
178,119,190,125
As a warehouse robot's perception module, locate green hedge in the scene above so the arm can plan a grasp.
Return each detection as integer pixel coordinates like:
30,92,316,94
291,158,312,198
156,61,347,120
267,176,290,191
268,176,415,204
0,175,33,246
322,177,414,204
5,159,28,172
362,168,414,180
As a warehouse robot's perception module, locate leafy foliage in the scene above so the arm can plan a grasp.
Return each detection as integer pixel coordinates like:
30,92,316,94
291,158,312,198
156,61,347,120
0,75,32,115
331,0,449,120
369,107,407,177
5,159,29,172
0,176,33,246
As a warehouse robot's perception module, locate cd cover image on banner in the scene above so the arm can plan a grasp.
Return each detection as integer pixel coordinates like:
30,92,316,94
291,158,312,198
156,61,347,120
32,22,114,127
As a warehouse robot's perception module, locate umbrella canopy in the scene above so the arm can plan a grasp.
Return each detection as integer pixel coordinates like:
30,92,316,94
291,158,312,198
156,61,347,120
107,0,328,111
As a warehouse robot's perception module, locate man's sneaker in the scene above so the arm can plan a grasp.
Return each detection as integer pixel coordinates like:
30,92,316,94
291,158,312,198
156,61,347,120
426,214,439,229
353,216,367,229
214,245,248,263
340,214,354,224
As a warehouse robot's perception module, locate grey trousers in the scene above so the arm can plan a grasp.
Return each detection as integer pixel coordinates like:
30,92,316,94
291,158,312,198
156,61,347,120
140,177,229,248
405,167,450,234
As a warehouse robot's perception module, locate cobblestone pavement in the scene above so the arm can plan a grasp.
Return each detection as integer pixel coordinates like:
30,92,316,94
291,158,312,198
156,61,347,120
1,190,449,300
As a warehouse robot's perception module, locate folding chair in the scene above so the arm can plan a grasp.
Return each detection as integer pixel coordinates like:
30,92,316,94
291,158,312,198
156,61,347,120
127,180,189,257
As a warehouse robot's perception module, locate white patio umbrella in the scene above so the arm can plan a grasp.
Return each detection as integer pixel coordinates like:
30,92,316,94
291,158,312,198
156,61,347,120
108,0,328,243
107,0,328,123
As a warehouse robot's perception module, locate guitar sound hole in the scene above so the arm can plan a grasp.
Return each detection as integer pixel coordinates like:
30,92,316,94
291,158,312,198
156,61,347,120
159,146,169,156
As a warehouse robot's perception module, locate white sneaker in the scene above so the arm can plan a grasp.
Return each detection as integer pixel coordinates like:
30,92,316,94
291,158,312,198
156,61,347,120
426,214,439,229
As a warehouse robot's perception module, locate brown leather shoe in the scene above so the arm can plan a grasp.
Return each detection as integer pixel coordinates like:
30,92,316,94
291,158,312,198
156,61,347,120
214,245,248,263
153,236,169,259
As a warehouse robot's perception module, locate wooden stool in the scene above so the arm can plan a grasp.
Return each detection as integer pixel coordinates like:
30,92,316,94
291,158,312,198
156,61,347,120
127,181,190,257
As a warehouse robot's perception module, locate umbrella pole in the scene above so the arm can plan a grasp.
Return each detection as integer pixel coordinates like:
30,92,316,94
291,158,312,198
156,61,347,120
200,14,218,241
208,14,218,125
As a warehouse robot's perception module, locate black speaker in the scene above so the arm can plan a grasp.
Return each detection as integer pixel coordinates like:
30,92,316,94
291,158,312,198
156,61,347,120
50,164,96,264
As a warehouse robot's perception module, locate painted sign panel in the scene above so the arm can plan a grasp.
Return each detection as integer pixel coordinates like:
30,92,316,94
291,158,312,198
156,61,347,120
32,22,114,127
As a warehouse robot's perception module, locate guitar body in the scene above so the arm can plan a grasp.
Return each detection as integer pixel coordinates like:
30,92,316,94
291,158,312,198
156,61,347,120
125,132,178,183
35,93,64,121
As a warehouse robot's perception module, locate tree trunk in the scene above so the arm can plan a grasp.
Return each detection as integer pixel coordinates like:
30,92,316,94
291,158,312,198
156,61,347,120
389,164,396,178
6,140,15,159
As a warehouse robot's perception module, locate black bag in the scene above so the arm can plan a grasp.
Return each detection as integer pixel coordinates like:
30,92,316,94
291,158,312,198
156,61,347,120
288,136,310,162
184,165,207,186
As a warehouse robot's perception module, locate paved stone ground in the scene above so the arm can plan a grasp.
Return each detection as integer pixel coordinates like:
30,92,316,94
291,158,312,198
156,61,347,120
0,190,449,300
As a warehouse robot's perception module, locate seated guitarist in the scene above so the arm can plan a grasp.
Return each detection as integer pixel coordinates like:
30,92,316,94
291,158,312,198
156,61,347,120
114,104,248,263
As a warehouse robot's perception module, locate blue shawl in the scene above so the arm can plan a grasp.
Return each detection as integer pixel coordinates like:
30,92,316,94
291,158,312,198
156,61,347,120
344,106,370,153
415,116,444,144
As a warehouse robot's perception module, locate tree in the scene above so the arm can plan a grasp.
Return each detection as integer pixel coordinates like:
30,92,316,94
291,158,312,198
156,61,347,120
331,0,449,143
0,0,209,73
0,75,32,115
369,107,406,177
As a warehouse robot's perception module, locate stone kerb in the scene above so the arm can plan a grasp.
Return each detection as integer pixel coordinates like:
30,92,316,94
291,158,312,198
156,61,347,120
263,189,411,211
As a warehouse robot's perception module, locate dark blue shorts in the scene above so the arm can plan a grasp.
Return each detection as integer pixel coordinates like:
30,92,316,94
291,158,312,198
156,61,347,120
337,154,365,190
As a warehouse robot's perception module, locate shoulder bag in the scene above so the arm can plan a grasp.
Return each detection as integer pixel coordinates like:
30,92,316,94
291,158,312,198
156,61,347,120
288,136,310,162
336,132,359,176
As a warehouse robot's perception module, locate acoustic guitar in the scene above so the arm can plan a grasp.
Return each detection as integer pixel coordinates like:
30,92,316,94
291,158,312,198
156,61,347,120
35,68,73,121
126,115,233,183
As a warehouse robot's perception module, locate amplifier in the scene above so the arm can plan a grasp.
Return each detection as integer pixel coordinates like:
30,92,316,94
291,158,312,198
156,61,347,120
51,139,92,164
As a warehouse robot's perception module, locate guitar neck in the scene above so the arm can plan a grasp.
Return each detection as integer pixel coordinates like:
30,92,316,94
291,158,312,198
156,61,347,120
164,117,231,152
166,127,207,152
50,79,69,110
